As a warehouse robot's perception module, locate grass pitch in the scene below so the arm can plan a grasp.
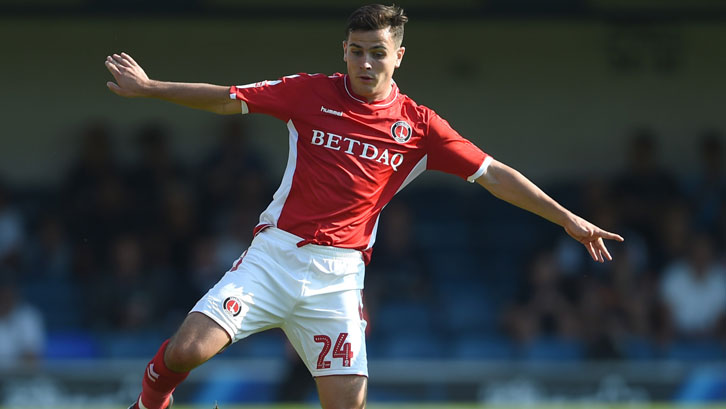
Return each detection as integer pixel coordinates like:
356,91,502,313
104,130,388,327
20,404,726,409
159,404,726,409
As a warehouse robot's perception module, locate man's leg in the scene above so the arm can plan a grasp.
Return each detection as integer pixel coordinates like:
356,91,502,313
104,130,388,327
165,312,231,371
135,312,230,409
316,375,367,409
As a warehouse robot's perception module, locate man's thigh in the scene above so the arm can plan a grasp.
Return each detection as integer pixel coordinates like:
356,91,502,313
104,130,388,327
316,374,367,409
283,289,368,377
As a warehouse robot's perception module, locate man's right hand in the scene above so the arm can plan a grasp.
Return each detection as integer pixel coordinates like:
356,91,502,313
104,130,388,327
105,52,152,97
103,52,239,114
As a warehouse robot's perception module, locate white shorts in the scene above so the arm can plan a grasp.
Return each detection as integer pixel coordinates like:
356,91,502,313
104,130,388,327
191,227,368,377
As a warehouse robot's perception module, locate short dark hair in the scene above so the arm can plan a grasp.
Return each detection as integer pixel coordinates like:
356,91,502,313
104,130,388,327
346,4,408,47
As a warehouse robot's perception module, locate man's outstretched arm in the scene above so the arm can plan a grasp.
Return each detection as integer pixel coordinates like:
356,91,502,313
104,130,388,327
104,52,241,115
476,159,624,262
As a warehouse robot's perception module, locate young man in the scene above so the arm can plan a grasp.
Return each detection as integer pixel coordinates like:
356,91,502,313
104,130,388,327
105,4,623,409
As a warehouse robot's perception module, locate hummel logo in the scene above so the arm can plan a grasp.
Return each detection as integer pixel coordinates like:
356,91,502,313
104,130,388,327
321,106,343,117
147,363,160,382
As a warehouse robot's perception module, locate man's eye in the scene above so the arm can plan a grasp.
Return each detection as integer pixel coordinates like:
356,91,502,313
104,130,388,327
374,53,385,58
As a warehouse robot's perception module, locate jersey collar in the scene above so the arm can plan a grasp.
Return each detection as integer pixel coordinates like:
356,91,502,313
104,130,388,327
343,74,399,108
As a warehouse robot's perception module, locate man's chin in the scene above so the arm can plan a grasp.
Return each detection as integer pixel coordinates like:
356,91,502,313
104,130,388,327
351,83,377,98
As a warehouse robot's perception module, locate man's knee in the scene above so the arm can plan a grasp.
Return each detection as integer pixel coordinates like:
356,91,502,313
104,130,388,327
316,375,367,409
164,312,231,372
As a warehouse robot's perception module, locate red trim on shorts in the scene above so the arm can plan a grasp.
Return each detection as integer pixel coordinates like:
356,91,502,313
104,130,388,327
362,248,372,265
253,223,272,236
230,249,249,272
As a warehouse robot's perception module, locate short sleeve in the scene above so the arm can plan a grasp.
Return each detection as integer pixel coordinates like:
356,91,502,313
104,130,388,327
229,73,313,121
426,113,491,182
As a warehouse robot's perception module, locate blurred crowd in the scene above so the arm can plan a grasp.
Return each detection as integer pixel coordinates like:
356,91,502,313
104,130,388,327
1,119,725,370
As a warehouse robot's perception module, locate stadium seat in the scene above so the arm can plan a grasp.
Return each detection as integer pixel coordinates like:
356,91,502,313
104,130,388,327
98,331,166,358
452,335,515,360
520,336,584,361
44,330,99,359
436,289,498,335
22,280,83,331
427,250,482,281
372,301,434,337
665,340,726,361
622,337,657,360
381,332,444,359
415,221,471,251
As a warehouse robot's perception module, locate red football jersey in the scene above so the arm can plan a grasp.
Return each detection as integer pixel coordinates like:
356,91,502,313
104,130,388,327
230,73,491,262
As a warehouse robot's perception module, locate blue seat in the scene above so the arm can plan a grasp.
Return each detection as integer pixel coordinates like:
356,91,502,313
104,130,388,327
437,291,497,334
666,340,725,361
521,336,584,361
427,250,482,281
452,335,515,360
44,331,99,359
372,302,433,337
415,221,471,250
622,337,657,360
22,281,83,331
381,332,444,359
98,332,165,358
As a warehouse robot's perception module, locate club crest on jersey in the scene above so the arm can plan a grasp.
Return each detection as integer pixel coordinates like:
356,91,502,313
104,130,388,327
390,121,412,144
223,297,243,317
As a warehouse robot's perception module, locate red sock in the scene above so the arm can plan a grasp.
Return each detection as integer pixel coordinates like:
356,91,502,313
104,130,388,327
138,340,189,409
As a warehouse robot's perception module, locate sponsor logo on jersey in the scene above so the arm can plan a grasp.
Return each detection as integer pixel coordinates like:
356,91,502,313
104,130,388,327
311,130,404,171
321,106,343,117
390,121,412,144
223,296,243,317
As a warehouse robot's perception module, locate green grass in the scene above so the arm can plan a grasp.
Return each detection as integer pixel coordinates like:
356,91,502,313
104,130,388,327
24,404,726,409
147,404,726,409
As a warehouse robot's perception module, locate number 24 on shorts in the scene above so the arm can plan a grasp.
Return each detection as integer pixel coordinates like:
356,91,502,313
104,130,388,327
314,333,353,369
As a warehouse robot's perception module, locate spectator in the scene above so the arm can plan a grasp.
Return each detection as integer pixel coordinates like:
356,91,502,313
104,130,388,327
0,179,25,273
197,117,268,234
504,249,580,344
684,130,726,237
63,120,121,214
126,121,188,234
659,232,726,340
188,235,222,295
23,214,72,281
366,201,432,307
63,121,124,258
657,200,693,265
612,128,680,266
89,235,169,331
0,275,45,368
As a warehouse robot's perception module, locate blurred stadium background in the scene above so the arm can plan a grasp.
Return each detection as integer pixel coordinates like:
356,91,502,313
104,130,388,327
1,0,725,407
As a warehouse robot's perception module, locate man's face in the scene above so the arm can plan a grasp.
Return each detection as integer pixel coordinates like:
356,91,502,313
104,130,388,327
343,27,405,102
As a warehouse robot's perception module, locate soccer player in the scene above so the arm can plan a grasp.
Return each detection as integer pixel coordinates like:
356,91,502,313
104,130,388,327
105,4,624,409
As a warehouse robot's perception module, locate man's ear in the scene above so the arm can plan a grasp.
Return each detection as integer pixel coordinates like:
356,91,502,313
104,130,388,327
395,46,406,68
342,41,348,62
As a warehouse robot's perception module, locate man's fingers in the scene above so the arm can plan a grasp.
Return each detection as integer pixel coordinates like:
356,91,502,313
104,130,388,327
112,53,133,68
106,81,122,95
595,242,604,262
585,241,598,262
599,230,624,242
598,238,612,261
121,52,139,66
105,59,121,76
